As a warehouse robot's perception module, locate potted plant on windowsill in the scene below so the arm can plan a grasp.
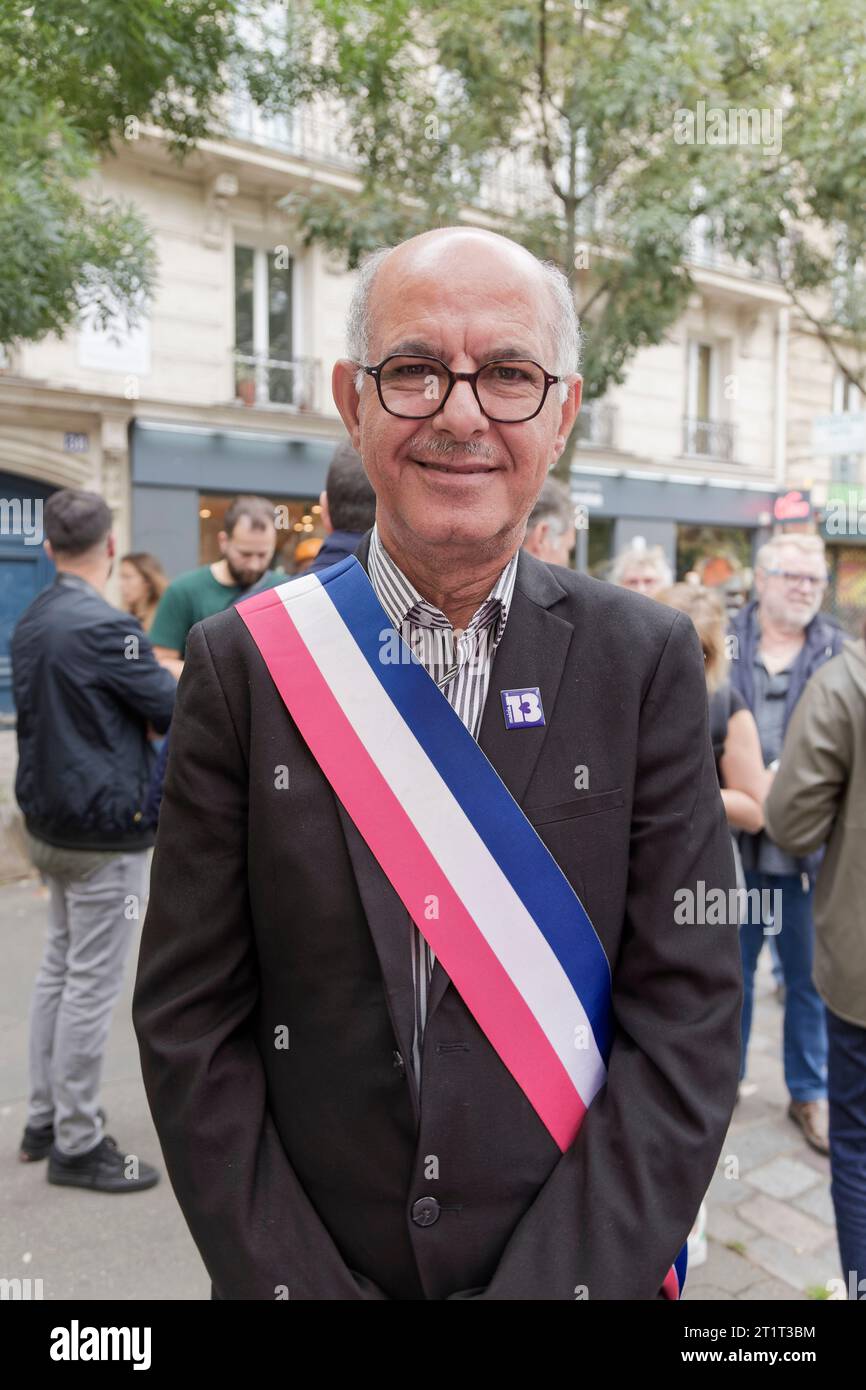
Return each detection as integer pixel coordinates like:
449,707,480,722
235,361,257,406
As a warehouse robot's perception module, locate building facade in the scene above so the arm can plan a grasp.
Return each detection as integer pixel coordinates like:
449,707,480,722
0,113,362,719
2,101,865,727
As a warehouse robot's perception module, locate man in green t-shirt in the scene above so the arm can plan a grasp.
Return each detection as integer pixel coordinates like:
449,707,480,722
151,495,283,678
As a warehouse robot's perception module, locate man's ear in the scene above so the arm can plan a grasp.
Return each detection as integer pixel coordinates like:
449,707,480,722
551,375,582,461
332,359,364,451
44,539,54,562
106,533,116,559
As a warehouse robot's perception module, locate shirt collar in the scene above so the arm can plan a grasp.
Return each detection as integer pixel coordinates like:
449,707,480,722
367,521,518,642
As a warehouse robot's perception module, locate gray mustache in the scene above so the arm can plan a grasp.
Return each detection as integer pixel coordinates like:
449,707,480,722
408,435,497,462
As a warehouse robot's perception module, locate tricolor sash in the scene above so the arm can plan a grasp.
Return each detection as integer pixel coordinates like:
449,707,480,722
236,554,687,1299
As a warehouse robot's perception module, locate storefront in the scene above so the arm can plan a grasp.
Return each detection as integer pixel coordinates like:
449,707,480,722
569,466,779,583
818,484,866,636
130,419,339,578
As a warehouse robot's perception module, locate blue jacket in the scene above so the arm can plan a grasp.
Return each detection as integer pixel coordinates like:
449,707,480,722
12,573,177,850
308,530,365,574
728,599,846,879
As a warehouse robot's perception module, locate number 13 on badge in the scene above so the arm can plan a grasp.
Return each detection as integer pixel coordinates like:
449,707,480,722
501,687,545,729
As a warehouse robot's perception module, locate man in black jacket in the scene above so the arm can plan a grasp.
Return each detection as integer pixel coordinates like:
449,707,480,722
13,489,176,1192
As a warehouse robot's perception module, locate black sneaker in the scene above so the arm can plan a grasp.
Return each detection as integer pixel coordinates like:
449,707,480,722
47,1134,160,1193
18,1108,107,1163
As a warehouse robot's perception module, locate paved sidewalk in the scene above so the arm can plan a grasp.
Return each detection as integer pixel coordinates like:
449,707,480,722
1,876,842,1301
684,951,840,1301
1,876,207,1300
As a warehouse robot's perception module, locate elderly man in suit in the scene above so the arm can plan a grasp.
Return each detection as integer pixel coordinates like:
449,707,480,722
132,226,742,1301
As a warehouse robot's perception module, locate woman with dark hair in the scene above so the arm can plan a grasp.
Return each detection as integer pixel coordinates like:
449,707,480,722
119,552,169,633
656,584,770,842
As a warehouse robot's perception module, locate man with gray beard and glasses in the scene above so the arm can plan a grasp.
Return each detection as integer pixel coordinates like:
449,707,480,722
729,533,845,1154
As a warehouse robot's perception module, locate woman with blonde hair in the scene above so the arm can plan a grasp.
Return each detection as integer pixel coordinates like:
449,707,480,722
119,552,169,633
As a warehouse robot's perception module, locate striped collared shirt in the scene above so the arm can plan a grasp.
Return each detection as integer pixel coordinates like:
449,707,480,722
366,522,519,1091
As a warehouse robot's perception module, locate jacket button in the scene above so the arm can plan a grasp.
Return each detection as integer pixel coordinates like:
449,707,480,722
411,1196,440,1227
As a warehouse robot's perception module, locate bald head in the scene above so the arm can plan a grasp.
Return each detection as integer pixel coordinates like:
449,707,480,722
385,227,550,286
346,227,580,383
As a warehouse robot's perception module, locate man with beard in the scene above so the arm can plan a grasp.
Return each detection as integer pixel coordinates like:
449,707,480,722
729,533,845,1154
150,495,281,678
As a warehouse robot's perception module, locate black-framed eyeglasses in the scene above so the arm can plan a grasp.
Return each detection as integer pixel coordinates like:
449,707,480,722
360,354,566,423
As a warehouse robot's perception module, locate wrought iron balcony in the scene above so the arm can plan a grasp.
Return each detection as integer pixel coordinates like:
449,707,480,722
232,352,319,410
229,96,357,171
682,416,737,461
574,400,617,449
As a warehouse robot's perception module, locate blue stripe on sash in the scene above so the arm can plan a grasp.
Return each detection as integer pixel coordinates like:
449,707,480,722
310,555,613,1062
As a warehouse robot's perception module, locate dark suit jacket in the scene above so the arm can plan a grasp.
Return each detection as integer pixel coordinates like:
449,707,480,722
132,529,742,1300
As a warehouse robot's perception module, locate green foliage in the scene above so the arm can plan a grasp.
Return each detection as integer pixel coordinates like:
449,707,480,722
0,0,246,152
0,0,256,347
0,83,157,345
259,0,866,401
5,0,865,398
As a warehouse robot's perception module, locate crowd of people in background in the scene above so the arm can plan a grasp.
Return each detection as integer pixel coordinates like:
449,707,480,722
612,521,862,1286
10,452,865,1297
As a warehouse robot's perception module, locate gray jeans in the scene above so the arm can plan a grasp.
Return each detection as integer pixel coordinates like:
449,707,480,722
26,843,149,1156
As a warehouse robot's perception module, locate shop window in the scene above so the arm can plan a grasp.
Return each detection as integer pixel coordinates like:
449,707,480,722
586,517,614,577
198,493,327,574
825,545,866,637
676,525,752,585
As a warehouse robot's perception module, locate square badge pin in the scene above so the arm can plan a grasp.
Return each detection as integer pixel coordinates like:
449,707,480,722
501,687,545,729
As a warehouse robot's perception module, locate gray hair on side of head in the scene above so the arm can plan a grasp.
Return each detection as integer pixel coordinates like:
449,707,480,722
345,244,582,402
755,532,827,573
610,542,673,588
346,247,396,394
528,475,574,535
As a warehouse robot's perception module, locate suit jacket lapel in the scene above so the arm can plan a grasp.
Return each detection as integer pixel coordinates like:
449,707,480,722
334,802,421,1118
